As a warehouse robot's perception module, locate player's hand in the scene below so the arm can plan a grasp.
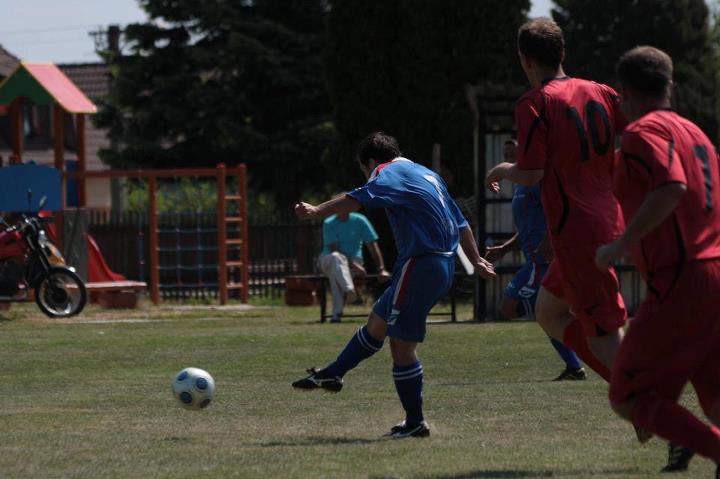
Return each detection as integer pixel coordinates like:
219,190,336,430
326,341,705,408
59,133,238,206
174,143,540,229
485,165,504,193
595,239,627,270
377,268,391,284
294,202,317,219
474,257,496,279
484,245,505,263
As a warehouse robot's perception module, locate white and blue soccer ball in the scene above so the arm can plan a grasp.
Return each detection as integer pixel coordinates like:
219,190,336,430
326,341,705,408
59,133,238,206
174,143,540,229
172,367,215,410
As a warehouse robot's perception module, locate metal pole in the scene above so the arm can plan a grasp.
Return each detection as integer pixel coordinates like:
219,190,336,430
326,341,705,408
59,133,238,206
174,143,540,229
148,177,160,304
75,113,87,207
465,84,486,322
53,104,66,252
217,164,228,305
239,164,249,303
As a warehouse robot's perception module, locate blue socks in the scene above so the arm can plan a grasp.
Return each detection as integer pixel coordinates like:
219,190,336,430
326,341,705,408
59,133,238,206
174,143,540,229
323,325,384,378
550,337,582,370
320,326,425,427
393,361,424,426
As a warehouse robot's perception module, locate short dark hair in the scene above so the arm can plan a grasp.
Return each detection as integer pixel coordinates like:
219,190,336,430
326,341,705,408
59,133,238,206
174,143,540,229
616,46,673,98
356,132,401,166
517,18,564,69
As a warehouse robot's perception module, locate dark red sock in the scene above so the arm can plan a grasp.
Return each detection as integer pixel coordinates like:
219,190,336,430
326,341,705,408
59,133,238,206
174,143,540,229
561,320,611,382
632,393,720,462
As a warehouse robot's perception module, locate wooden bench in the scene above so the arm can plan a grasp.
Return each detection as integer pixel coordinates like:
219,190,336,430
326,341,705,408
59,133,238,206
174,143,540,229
85,281,148,308
285,273,460,323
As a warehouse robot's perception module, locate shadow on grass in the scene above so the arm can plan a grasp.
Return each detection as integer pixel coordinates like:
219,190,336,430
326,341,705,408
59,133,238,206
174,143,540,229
422,467,641,478
258,435,385,447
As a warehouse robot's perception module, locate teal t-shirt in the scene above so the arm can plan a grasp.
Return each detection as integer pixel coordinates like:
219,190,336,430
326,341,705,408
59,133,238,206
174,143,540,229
320,212,379,261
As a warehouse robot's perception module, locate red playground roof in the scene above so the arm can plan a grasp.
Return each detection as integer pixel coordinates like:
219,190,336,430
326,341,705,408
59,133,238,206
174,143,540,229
0,61,97,113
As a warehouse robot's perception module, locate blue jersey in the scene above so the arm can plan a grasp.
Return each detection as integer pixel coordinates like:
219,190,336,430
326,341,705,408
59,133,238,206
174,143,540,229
512,184,548,264
347,158,468,264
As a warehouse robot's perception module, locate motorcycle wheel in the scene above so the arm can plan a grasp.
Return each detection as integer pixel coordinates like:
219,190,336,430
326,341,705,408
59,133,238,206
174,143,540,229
35,267,87,318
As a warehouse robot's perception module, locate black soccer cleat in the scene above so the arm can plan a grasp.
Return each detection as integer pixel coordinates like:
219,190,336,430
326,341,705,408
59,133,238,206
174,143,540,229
291,367,343,393
385,421,431,438
552,367,587,381
660,442,695,473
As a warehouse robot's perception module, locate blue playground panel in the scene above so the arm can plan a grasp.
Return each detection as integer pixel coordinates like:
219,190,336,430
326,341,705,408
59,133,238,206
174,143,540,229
0,163,62,212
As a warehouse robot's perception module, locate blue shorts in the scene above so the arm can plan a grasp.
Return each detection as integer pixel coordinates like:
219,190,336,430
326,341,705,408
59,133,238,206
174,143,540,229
373,254,455,343
504,260,548,312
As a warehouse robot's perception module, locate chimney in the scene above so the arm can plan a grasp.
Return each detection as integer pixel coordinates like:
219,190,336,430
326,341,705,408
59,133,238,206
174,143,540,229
107,25,121,53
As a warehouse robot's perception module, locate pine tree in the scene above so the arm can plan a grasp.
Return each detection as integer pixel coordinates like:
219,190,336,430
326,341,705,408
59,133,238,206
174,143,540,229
326,0,530,195
95,0,334,206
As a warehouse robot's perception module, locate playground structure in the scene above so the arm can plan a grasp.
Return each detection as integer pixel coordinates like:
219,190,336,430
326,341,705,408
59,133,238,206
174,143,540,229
65,165,249,304
0,62,249,305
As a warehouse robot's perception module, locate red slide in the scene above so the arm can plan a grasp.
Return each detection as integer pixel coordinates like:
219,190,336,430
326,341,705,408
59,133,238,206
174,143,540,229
44,218,125,282
87,234,125,282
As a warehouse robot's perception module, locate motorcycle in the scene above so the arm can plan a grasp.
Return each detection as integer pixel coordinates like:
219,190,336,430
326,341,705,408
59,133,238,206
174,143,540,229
0,197,87,317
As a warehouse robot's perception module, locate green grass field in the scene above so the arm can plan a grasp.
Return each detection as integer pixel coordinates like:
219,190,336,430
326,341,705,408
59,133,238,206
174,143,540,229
0,302,714,479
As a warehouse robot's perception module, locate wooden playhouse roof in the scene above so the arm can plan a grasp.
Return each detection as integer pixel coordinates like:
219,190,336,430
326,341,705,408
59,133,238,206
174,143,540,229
0,61,96,113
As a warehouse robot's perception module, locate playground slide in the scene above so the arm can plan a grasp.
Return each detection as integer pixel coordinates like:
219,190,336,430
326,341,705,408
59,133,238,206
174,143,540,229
45,220,125,282
87,234,126,283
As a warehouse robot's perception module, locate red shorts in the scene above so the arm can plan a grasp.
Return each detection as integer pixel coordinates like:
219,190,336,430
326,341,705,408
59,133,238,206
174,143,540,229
542,248,627,337
609,260,720,412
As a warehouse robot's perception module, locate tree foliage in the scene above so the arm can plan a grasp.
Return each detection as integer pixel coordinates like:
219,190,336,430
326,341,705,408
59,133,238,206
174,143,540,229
553,0,718,140
95,0,334,206
325,0,530,195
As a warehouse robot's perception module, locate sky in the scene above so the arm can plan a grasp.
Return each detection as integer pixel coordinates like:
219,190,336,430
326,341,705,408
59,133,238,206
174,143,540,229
0,0,554,64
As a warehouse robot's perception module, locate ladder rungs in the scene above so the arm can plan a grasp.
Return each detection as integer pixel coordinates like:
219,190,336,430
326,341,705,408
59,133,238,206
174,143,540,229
225,239,244,245
226,261,244,267
227,282,245,290
224,195,243,201
226,217,243,223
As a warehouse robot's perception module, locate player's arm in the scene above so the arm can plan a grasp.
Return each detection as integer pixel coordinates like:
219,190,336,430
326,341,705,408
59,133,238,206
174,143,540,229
295,194,361,219
459,225,496,278
595,182,687,269
485,232,519,262
487,96,547,192
366,240,391,283
485,163,544,192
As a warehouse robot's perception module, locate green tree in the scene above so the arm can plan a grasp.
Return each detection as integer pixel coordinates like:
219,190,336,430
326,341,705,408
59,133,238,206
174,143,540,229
325,0,530,195
95,0,335,206
553,0,718,141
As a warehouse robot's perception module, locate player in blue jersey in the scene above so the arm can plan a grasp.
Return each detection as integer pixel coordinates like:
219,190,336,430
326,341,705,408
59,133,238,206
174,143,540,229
292,132,496,438
485,140,585,381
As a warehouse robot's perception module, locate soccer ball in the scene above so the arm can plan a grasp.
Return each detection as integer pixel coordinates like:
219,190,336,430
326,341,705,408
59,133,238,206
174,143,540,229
172,367,215,410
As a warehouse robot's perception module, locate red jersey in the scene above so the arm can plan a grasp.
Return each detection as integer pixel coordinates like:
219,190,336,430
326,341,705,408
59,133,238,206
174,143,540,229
516,77,625,247
615,109,720,281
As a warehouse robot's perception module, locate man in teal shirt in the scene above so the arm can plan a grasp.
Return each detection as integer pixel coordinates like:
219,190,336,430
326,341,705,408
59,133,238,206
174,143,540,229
319,211,390,322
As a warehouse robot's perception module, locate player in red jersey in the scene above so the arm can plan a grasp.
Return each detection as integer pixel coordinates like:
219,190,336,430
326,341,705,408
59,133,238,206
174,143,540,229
486,18,626,384
596,46,720,476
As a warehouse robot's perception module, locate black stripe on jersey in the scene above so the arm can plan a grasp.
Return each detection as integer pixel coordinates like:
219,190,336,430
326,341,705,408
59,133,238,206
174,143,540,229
640,213,687,302
666,213,686,300
667,139,675,167
640,239,661,299
647,213,686,302
622,152,652,176
523,95,547,156
552,169,570,235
